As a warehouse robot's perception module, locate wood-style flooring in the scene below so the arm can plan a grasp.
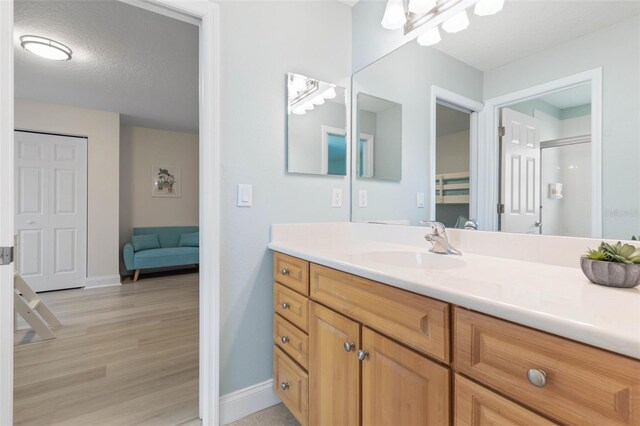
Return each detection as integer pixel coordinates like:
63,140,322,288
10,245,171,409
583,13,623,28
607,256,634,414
14,272,199,426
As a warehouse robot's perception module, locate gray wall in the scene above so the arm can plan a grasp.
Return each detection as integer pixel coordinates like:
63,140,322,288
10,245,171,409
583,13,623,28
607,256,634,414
218,0,351,395
374,105,402,180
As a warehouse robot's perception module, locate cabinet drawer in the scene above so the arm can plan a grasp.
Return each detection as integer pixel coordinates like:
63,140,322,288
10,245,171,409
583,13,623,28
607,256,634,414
274,313,309,370
454,307,640,426
274,252,309,296
455,374,557,425
274,282,309,332
310,264,450,363
274,346,308,426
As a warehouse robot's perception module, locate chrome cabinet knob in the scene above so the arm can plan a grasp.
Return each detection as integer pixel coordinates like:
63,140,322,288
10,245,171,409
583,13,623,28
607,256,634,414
280,382,289,391
343,342,355,352
281,268,290,276
281,302,290,310
357,349,369,361
281,336,289,344
527,368,547,387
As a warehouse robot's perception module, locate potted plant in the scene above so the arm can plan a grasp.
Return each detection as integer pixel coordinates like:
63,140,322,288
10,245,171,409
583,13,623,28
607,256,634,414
581,242,640,288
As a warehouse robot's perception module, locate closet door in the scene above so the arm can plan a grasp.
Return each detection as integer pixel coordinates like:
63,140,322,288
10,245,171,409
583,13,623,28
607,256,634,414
15,131,87,292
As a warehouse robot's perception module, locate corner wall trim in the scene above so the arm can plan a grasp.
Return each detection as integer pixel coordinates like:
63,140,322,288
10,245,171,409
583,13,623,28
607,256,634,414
84,275,122,288
219,379,281,425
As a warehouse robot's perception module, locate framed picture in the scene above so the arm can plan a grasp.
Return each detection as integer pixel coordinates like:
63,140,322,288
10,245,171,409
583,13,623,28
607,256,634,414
151,165,181,197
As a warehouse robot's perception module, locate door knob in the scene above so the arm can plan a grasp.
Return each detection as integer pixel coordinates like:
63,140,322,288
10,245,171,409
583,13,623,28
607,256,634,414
534,220,543,227
281,302,290,310
343,342,355,352
357,349,369,361
280,382,289,391
527,368,547,387
281,336,289,344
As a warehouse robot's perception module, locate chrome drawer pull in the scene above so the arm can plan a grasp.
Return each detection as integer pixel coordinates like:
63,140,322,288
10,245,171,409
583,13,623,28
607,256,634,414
280,382,289,391
281,336,289,344
281,302,290,310
343,342,355,352
357,349,369,361
281,268,290,276
527,368,547,387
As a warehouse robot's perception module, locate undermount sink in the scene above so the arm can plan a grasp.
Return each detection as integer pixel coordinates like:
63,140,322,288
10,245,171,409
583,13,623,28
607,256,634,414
361,250,466,270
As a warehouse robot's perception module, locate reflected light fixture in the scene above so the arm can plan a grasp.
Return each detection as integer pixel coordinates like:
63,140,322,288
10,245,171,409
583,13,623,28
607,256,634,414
290,75,307,93
381,0,407,30
312,96,325,106
442,10,469,33
474,0,505,16
20,35,72,61
409,0,437,15
292,107,306,115
322,87,337,100
417,26,441,46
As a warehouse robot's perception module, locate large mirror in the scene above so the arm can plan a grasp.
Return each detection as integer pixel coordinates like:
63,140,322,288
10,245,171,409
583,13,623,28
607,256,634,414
351,1,640,239
287,73,347,176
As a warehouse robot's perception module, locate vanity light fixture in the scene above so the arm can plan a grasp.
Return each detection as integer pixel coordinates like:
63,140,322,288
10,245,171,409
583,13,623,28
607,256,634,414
20,35,72,61
474,0,505,16
312,96,325,106
409,0,437,15
417,26,441,46
441,9,469,33
381,0,407,30
322,86,337,100
290,75,307,94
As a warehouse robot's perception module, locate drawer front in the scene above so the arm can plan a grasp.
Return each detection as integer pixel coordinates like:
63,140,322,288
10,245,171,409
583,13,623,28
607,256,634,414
454,307,640,426
455,374,557,426
310,264,450,363
274,346,309,426
274,313,309,370
274,252,309,296
274,282,309,332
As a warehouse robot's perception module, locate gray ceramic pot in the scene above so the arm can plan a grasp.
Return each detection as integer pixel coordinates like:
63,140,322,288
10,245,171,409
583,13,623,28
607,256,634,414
580,257,640,288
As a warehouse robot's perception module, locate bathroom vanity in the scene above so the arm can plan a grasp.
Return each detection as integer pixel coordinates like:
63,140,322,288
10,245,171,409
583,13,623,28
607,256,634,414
269,224,640,426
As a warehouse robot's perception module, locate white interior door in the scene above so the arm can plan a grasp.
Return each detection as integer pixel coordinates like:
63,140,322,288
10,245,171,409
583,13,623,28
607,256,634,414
500,108,540,234
15,131,87,292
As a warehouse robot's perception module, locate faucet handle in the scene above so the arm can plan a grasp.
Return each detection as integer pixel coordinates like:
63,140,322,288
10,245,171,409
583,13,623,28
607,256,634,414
420,220,446,235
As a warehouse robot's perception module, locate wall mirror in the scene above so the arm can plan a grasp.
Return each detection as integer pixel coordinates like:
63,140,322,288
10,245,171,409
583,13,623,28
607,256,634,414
351,0,640,240
287,72,347,176
356,93,402,181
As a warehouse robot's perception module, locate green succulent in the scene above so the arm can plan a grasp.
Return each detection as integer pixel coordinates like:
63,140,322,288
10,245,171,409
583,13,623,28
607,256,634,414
584,242,640,264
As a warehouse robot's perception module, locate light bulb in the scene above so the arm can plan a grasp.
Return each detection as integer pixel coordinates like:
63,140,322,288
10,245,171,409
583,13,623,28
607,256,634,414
408,0,436,15
474,0,504,16
322,87,337,99
417,26,441,46
291,75,307,93
292,107,306,115
303,103,314,111
381,0,406,30
312,96,325,106
442,10,469,33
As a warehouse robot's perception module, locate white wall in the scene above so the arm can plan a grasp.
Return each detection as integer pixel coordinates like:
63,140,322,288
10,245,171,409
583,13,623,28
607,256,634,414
119,125,199,272
14,100,120,285
218,0,351,395
484,16,640,239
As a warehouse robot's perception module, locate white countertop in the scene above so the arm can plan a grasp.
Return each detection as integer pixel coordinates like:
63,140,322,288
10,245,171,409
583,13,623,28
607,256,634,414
269,237,640,359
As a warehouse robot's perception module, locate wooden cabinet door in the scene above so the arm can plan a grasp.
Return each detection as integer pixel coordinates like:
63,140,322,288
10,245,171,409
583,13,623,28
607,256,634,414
361,327,450,426
309,302,360,426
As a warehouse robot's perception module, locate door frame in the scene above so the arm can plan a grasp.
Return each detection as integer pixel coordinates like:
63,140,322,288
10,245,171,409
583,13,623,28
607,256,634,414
0,0,221,424
429,86,483,222
479,68,602,236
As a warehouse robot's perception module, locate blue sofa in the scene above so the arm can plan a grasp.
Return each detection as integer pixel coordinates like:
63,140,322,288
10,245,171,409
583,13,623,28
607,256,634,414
123,226,199,281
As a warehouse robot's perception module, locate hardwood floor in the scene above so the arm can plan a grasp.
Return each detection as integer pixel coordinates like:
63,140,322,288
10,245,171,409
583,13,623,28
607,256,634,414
14,272,199,426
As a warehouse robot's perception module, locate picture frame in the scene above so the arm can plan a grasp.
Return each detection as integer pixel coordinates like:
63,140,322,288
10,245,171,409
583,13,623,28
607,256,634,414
151,165,181,197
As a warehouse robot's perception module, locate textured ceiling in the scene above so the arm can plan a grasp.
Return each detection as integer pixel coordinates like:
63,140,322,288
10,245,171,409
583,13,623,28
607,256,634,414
433,1,640,71
14,0,199,133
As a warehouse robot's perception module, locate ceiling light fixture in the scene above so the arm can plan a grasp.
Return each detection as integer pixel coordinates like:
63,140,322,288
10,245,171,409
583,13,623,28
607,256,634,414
408,0,437,16
474,0,505,16
20,35,72,61
441,10,469,33
417,26,441,46
381,0,407,30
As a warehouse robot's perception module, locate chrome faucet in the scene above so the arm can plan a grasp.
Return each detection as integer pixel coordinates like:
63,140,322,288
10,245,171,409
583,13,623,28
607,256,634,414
421,221,462,255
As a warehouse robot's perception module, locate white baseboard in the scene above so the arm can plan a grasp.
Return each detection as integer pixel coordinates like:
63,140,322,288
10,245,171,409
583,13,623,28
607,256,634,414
84,275,122,288
219,379,281,425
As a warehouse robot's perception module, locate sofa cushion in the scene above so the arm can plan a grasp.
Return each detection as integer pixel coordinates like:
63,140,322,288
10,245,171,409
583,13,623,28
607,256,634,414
178,232,199,247
133,226,199,248
133,247,199,270
131,234,160,252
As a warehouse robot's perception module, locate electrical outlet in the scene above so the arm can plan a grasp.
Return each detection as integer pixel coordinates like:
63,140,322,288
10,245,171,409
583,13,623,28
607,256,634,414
358,189,368,208
332,188,343,208
417,192,425,208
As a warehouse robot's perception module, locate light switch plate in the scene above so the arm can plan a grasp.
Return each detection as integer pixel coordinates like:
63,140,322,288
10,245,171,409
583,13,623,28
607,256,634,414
417,192,425,208
332,188,343,208
358,189,368,208
237,184,252,207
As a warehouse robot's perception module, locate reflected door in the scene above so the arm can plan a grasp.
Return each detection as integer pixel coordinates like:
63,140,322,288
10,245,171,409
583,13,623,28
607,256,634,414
500,108,540,234
15,131,87,292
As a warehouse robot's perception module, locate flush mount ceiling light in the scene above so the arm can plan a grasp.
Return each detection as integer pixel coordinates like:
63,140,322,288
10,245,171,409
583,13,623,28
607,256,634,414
441,10,469,33
417,26,441,46
474,0,505,16
20,35,72,61
381,0,407,30
409,0,437,16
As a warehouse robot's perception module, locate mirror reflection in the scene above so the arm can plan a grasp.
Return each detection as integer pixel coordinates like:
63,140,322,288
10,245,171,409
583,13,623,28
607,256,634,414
287,72,347,176
351,1,640,239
